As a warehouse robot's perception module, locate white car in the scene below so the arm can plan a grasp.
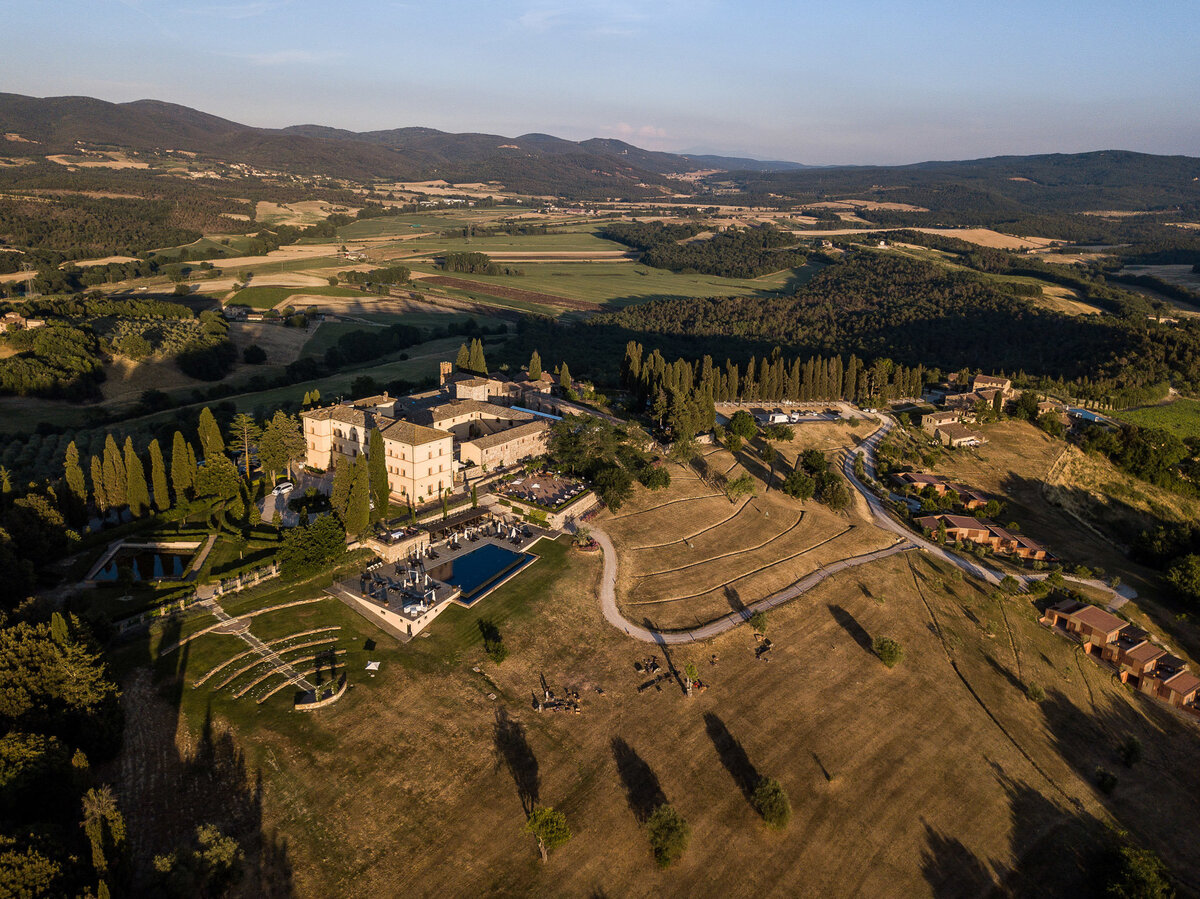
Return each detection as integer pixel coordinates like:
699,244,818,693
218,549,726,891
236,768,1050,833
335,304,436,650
271,481,294,496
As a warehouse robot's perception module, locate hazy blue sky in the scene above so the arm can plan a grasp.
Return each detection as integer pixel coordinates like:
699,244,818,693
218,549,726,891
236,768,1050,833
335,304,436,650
3,0,1196,164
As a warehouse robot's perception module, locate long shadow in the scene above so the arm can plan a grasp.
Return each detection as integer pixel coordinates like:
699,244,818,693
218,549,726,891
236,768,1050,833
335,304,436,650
724,585,747,618
828,603,873,654
493,707,539,817
918,818,997,899
703,713,760,804
611,737,666,823
95,609,294,896
643,616,685,694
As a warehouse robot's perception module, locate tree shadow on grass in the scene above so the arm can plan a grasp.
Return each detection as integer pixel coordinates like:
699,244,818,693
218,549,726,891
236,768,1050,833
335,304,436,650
493,707,539,817
724,585,747,619
611,737,665,824
828,603,873,654
703,713,760,804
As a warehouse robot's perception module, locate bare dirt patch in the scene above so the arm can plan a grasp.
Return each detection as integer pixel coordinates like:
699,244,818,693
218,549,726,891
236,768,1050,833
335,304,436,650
226,320,314,365
46,151,148,169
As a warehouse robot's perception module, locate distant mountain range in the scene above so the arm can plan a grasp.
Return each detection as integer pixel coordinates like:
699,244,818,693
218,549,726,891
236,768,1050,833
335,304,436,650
0,92,809,196
1,92,1196,209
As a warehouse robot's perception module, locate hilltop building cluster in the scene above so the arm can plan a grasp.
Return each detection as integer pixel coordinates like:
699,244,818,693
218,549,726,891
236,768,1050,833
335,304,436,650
1042,600,1200,720
301,362,565,504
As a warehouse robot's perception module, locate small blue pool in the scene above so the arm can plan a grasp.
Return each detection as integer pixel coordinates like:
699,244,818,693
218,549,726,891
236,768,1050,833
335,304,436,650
433,542,534,605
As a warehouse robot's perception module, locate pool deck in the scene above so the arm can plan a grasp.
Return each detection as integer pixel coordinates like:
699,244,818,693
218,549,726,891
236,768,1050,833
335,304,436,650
329,525,555,642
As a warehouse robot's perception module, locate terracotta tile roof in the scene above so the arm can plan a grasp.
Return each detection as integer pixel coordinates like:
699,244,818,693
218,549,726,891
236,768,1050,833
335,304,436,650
380,419,453,447
936,422,982,441
1163,671,1200,696
1069,605,1125,634
1125,642,1166,665
414,399,525,425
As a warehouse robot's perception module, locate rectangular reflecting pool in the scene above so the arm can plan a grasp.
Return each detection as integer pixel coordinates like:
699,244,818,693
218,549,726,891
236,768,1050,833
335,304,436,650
430,542,535,605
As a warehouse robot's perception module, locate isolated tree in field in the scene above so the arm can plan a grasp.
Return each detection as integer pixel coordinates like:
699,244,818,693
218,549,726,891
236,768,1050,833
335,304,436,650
821,476,851,512
148,439,170,513
345,457,371,536
751,777,791,829
124,438,150,517
81,784,125,884
258,410,307,483
90,456,107,513
725,472,756,502
102,435,126,510
527,350,542,380
558,362,571,390
781,469,814,501
728,409,757,440
368,428,389,520
455,342,470,370
872,635,903,668
170,431,195,503
645,804,689,868
226,413,261,480
749,610,768,633
63,441,87,508
197,406,224,461
524,807,571,861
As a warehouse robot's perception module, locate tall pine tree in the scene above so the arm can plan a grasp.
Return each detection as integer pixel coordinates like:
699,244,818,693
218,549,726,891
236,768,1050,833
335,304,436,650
368,428,389,521
63,441,87,508
148,439,170,513
226,413,261,480
170,431,194,503
124,437,150,518
102,434,126,510
90,455,107,513
197,407,224,462
345,456,371,537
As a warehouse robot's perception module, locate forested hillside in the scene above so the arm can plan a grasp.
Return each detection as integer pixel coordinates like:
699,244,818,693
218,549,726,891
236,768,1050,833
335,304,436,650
598,253,1200,404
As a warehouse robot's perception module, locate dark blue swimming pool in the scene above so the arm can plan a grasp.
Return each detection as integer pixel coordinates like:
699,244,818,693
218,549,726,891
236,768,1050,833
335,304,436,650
434,542,534,605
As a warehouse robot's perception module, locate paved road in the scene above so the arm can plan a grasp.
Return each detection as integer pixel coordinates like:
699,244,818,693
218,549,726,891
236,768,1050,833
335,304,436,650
592,412,1132,644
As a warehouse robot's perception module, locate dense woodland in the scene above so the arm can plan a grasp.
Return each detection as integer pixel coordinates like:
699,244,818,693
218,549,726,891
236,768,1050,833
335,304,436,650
601,222,807,278
598,252,1200,408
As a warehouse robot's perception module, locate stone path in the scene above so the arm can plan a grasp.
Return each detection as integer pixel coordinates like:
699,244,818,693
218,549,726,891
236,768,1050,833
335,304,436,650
200,598,316,693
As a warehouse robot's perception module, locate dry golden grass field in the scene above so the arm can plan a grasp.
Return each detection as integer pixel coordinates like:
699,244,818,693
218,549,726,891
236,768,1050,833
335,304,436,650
114,535,1200,898
927,419,1200,663
602,439,893,630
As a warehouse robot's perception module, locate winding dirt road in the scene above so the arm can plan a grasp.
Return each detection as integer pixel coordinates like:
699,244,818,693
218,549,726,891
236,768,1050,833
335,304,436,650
591,413,1132,644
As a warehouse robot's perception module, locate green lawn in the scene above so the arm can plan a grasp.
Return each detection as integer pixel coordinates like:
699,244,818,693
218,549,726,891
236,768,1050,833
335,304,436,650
1115,398,1200,439
229,285,365,309
413,261,817,309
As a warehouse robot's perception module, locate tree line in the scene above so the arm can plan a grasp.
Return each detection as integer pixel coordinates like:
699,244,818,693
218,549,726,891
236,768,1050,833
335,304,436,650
601,222,807,279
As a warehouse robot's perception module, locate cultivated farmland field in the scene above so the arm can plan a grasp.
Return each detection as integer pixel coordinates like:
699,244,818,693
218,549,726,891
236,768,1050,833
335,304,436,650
1115,397,1200,439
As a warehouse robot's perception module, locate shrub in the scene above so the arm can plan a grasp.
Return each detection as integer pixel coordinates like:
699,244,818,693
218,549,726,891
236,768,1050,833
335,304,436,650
1095,767,1118,794
748,610,768,632
242,344,267,364
872,635,903,668
1026,683,1046,702
1119,736,1143,768
645,804,689,868
751,777,791,829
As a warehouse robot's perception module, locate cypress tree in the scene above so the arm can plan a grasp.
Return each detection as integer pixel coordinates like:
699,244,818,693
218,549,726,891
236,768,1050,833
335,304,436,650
171,431,193,503
528,350,542,380
63,441,87,507
455,342,470,370
331,456,353,520
186,444,199,488
368,428,389,520
148,439,170,512
468,338,488,374
124,437,150,518
345,456,371,536
559,362,572,390
197,406,224,461
102,434,126,509
90,456,107,512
